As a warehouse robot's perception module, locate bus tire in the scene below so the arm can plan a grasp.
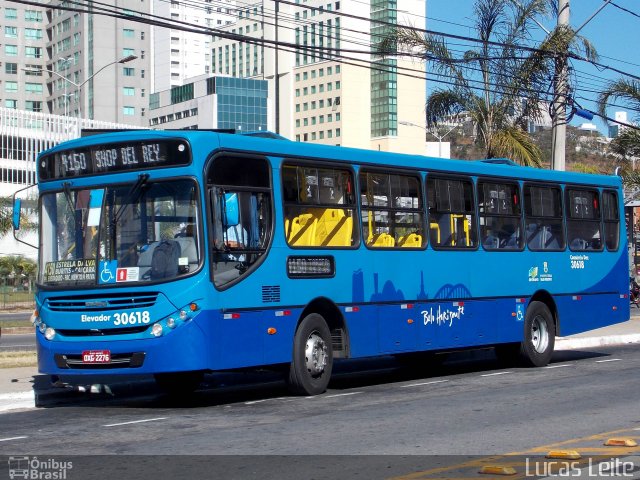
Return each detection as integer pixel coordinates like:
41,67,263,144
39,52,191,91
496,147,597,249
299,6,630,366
519,301,555,367
287,313,333,396
154,370,204,395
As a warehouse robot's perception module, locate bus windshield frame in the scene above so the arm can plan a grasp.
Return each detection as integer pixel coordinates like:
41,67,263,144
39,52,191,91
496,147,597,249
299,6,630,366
39,177,202,288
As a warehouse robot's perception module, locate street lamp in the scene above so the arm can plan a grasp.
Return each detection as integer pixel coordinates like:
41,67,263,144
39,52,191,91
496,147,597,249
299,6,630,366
399,120,459,158
24,54,137,119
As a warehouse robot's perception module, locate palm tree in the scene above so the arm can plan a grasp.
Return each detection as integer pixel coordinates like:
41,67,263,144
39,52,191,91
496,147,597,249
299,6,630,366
598,79,640,160
379,0,596,167
0,196,38,238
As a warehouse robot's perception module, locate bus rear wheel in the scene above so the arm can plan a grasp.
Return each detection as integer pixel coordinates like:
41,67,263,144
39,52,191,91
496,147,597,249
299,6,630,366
287,313,333,396
519,301,555,367
154,371,204,396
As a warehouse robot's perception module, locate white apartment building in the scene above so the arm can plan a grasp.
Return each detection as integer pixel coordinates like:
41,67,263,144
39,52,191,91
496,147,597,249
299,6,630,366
1,1,151,126
46,0,152,126
152,0,236,93
210,0,427,154
0,107,141,259
1,4,48,114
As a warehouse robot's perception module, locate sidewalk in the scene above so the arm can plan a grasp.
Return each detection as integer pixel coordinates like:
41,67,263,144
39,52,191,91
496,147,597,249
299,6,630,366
0,314,638,410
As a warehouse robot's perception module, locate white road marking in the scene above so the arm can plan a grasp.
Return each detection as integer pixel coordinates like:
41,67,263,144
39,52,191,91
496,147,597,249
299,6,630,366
544,364,574,369
595,358,622,363
0,436,28,442
324,392,363,398
103,417,167,427
245,397,287,405
480,371,512,377
401,380,450,388
0,345,34,349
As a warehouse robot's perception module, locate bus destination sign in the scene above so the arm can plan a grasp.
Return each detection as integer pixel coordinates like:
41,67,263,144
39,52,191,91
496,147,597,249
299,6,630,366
39,139,192,180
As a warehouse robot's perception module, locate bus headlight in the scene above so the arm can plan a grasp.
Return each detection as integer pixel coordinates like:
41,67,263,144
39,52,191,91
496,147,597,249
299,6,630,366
39,323,47,334
44,327,56,340
167,317,176,329
151,323,163,337
179,310,188,321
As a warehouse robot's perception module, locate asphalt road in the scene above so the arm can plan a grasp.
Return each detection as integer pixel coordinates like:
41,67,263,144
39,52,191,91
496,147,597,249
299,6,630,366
0,333,34,351
0,344,639,479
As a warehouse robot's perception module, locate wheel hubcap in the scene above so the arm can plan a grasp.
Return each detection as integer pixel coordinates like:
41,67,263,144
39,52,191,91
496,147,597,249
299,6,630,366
305,331,328,376
531,315,549,353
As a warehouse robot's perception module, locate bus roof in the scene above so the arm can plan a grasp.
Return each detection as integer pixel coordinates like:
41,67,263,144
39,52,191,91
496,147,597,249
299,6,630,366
40,129,622,188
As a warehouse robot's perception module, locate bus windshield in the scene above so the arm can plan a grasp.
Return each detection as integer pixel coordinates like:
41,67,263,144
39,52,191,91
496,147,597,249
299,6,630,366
40,178,201,287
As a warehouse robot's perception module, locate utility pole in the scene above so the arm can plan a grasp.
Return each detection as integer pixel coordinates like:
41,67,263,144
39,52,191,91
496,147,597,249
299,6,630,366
274,0,280,134
551,0,569,171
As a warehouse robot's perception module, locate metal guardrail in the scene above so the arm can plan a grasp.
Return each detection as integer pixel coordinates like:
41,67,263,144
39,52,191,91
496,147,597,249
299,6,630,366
0,276,36,310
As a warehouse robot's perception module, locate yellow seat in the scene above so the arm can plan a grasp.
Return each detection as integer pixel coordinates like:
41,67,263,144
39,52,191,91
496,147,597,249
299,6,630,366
287,213,317,246
316,208,352,246
398,233,422,248
369,232,395,248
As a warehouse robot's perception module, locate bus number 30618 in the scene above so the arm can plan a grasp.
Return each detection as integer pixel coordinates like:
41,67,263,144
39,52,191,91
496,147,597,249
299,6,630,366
113,311,151,326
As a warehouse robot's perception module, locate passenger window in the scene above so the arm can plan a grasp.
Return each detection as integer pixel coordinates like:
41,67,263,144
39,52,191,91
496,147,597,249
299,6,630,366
523,184,565,251
427,176,477,249
478,181,522,250
565,188,603,251
207,156,273,288
602,190,619,251
282,164,358,247
360,171,424,248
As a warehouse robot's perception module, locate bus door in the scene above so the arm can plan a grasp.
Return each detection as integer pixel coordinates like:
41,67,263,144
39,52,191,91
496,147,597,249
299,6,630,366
206,155,273,368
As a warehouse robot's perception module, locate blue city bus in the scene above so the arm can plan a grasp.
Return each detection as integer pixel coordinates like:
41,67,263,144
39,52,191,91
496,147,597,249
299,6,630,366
17,129,629,395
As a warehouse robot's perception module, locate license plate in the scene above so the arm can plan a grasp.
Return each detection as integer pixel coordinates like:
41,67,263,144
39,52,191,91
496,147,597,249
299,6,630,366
82,350,111,364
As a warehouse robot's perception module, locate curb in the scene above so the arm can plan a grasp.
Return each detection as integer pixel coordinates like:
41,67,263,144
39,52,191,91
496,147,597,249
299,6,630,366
556,333,640,350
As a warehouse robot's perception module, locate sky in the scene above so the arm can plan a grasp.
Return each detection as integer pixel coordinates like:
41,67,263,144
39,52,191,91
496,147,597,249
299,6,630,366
423,0,640,134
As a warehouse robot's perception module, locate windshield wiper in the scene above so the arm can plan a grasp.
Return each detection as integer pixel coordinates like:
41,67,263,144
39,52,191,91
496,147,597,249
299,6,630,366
62,182,76,216
112,174,149,226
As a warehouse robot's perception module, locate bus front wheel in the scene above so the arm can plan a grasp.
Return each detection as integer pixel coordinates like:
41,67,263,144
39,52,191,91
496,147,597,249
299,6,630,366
519,301,555,367
287,313,333,396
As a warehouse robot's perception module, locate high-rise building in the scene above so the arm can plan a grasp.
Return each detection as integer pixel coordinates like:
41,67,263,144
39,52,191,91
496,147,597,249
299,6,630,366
609,111,629,139
149,75,269,131
1,4,48,114
209,0,427,153
45,0,151,126
151,0,236,93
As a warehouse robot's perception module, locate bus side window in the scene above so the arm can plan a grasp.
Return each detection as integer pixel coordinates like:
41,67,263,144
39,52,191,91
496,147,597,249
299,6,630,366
427,176,476,249
360,170,424,249
478,181,522,251
602,190,620,251
283,165,358,248
566,188,602,251
524,184,565,251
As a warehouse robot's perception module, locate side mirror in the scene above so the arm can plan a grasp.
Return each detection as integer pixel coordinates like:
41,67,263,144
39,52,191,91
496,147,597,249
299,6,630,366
12,198,21,230
223,193,239,227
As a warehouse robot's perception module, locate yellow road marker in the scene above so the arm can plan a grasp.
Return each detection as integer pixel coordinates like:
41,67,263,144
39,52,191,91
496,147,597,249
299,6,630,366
479,465,517,475
546,450,581,460
604,438,638,447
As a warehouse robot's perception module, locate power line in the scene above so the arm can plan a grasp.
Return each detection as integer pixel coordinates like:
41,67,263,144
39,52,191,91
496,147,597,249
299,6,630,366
10,0,638,128
609,1,640,20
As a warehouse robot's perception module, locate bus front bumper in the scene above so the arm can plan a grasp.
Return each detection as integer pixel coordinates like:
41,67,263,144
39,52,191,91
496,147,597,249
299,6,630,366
36,318,210,376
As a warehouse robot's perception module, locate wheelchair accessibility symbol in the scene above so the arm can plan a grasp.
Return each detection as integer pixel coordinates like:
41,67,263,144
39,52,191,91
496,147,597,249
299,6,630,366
99,260,118,284
516,304,524,322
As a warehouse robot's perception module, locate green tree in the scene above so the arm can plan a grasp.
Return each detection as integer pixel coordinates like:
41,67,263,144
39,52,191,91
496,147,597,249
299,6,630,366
598,79,640,156
0,195,38,238
597,79,640,188
379,0,596,167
